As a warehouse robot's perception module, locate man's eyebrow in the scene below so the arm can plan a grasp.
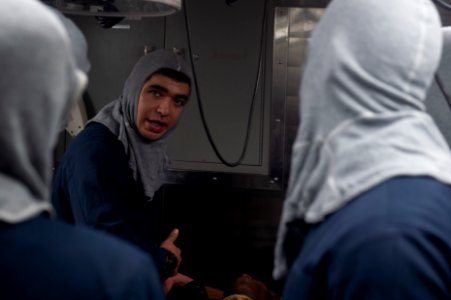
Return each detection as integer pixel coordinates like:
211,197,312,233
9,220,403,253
148,84,168,93
149,83,189,101
175,94,189,102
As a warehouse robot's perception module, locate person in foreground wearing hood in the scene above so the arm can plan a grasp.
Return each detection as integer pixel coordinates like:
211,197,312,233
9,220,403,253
274,0,451,298
425,27,451,146
0,0,164,299
51,48,202,292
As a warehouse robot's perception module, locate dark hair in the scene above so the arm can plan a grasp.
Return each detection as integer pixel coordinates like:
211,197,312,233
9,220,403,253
150,68,191,87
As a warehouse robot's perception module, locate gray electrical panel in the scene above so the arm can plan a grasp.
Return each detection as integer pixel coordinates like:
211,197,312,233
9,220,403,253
163,0,271,176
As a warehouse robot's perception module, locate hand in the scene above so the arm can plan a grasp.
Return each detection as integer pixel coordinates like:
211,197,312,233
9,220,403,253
163,272,194,294
160,228,182,270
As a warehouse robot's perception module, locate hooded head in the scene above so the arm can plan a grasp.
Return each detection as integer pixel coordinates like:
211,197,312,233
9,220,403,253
51,8,91,75
117,49,192,133
0,0,86,223
124,54,191,142
274,0,451,279
299,0,442,137
92,49,192,199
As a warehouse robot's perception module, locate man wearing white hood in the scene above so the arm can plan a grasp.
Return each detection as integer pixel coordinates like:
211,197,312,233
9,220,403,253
274,0,451,298
51,42,195,287
0,0,164,299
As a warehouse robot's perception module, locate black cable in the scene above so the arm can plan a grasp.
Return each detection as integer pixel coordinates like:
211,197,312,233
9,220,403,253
435,74,451,110
433,0,451,11
182,0,268,167
163,16,167,48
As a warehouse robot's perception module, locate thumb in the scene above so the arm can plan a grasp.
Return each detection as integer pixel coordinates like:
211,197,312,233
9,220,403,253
166,228,179,243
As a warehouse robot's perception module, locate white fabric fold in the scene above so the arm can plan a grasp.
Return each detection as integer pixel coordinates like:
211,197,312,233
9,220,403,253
0,0,85,223
274,0,451,279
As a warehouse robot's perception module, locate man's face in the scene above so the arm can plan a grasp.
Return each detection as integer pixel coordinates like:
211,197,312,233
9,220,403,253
136,73,190,141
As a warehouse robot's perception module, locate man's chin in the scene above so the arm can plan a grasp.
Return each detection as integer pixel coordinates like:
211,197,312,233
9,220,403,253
138,125,173,141
137,130,164,142
146,132,164,141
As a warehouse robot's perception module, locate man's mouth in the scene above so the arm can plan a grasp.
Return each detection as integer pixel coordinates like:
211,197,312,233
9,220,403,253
145,120,167,134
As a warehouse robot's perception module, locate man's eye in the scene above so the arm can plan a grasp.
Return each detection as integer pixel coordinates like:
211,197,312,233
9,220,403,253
150,90,162,97
174,98,187,107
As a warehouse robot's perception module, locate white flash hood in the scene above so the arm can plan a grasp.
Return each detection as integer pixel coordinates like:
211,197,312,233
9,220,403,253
0,0,86,223
274,0,451,279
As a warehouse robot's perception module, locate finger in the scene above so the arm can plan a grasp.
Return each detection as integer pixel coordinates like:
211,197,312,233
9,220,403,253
166,228,179,242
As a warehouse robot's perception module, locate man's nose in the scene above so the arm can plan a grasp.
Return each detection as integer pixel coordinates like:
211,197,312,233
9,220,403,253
156,98,171,116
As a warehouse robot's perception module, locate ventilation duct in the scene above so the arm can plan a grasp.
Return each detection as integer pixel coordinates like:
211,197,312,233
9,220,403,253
44,0,182,17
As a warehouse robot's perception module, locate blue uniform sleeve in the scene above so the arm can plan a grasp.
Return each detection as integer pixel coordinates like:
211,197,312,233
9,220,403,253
1,216,166,300
283,177,451,300
52,123,168,273
113,252,167,300
326,225,450,300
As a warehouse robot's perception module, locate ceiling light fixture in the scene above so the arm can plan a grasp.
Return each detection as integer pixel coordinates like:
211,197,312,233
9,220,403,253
44,0,182,17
